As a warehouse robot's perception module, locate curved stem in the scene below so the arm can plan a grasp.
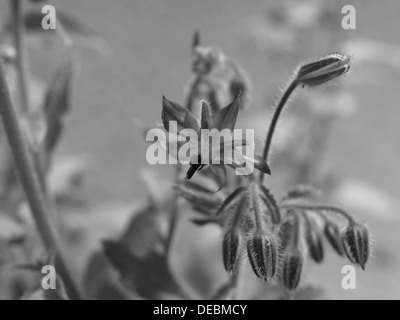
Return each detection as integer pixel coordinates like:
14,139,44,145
0,61,83,300
281,203,355,224
260,79,299,183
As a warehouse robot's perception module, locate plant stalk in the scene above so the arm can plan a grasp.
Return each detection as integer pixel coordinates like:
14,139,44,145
0,60,83,300
260,79,299,183
281,203,355,224
10,0,29,114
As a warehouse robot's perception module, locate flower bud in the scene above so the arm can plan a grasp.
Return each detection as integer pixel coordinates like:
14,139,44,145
222,229,242,273
296,53,351,87
247,231,278,281
278,213,298,250
282,250,303,291
303,215,324,263
342,223,370,270
324,221,344,256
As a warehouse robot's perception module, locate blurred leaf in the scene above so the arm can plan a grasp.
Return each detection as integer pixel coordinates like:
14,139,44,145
103,182,191,299
47,155,89,204
83,251,136,300
0,214,25,244
192,29,201,52
119,204,166,257
42,58,75,154
104,241,189,299
282,185,321,202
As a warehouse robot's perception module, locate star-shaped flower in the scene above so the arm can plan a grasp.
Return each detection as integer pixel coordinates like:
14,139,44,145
161,95,270,188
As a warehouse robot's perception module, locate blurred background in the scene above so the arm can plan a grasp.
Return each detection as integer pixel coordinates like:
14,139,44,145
1,0,400,300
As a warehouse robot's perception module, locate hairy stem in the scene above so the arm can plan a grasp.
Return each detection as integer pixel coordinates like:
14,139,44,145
281,203,355,224
260,79,299,183
0,61,83,300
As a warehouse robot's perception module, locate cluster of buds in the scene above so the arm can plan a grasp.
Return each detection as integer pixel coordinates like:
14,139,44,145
179,179,371,291
218,184,371,290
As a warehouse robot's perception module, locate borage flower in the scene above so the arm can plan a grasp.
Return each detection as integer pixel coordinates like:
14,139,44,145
161,95,270,188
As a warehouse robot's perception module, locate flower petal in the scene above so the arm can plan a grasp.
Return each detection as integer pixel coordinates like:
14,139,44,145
162,96,200,133
253,155,271,175
200,101,211,129
206,94,240,131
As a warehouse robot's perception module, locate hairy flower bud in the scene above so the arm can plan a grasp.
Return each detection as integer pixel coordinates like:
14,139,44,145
303,214,324,263
296,53,351,87
324,221,344,256
222,229,242,273
247,232,278,281
278,213,298,250
342,223,370,270
282,250,303,291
